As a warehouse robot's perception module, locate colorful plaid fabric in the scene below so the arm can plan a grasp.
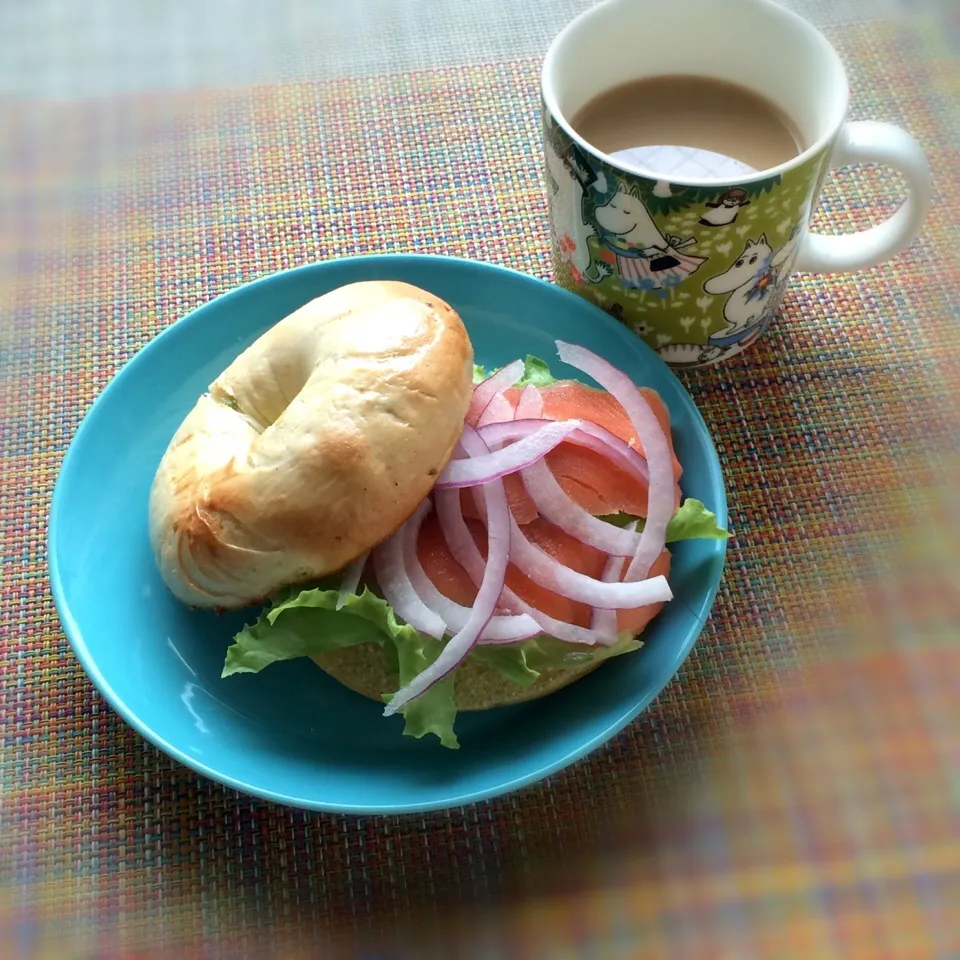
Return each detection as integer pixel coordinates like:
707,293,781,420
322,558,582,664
2,16,958,960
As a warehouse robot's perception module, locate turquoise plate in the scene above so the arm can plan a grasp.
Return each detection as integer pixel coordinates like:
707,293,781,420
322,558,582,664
49,255,726,814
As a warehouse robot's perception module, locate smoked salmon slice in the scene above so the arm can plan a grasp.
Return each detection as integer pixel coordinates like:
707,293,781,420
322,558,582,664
464,380,682,524
422,377,681,641
416,511,671,634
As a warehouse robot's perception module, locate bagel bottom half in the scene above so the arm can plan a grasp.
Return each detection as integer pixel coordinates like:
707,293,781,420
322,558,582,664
311,646,603,712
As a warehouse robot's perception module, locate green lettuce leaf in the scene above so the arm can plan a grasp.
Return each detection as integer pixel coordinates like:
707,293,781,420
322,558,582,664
515,355,559,389
598,499,729,542
664,498,730,541
473,355,560,390
220,587,645,749
223,584,458,748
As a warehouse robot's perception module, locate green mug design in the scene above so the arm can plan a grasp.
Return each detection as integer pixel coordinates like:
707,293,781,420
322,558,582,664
541,0,931,368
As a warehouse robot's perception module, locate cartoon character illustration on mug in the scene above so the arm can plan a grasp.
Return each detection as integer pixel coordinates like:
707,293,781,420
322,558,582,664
702,228,800,353
698,188,751,227
584,181,707,294
656,223,803,366
544,137,596,283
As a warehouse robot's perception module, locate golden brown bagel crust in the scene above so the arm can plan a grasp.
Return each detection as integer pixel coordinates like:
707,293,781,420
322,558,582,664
310,645,603,712
149,280,473,609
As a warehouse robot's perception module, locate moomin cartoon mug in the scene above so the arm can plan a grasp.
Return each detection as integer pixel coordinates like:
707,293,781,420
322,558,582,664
541,0,931,367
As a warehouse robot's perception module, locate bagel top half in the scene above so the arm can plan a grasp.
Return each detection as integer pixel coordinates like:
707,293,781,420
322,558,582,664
149,280,474,609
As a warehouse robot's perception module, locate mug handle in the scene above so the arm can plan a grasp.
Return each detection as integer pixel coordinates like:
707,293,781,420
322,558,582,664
795,121,931,274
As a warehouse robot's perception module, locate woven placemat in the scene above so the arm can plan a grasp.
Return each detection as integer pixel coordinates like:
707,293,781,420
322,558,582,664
2,17,958,960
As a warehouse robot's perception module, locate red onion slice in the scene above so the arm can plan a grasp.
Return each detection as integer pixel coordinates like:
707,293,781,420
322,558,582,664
590,523,635,640
476,391,515,429
514,384,544,419
385,427,513,715
435,486,617,646
336,551,369,610
556,342,673,581
519,460,643,556
436,419,581,488
372,503,446,640
477,418,649,486
507,515,671,609
467,359,524,423
405,528,540,642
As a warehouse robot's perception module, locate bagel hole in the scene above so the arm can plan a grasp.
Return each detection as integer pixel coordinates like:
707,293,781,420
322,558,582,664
210,380,297,433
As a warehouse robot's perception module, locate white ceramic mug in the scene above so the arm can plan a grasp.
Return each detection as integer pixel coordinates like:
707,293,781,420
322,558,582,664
541,0,932,367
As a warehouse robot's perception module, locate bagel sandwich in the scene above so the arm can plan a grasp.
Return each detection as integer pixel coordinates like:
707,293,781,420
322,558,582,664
150,283,728,749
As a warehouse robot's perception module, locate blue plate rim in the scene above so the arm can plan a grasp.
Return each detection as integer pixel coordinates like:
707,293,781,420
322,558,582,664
48,253,727,815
